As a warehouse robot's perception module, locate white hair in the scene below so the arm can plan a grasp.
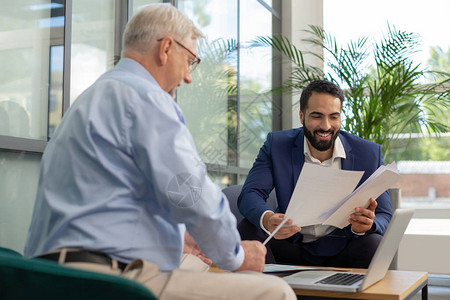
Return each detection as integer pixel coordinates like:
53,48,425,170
122,4,204,55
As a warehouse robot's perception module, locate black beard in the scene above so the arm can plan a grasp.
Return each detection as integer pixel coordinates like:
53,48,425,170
303,123,340,152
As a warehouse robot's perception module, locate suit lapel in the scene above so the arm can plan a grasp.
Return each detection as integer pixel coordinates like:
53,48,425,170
292,129,305,185
340,133,354,171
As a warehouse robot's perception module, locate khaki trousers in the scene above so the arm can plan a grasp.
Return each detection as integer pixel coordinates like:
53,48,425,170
61,251,296,300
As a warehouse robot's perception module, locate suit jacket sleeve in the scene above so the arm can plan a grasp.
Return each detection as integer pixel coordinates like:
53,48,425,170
238,133,276,228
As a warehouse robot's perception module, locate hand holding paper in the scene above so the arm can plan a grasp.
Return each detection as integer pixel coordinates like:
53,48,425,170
263,217,289,245
284,163,364,227
263,212,301,239
262,162,399,246
285,162,400,229
348,197,377,233
323,162,400,228
262,214,301,245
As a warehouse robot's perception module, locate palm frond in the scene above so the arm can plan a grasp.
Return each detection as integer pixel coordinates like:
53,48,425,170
254,24,450,159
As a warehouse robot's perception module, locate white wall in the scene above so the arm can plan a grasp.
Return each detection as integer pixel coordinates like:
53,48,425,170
399,234,450,275
398,219,450,275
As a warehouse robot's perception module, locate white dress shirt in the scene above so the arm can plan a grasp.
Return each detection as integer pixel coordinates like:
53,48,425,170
260,135,346,243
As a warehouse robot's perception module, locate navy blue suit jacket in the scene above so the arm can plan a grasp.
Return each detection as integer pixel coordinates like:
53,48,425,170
238,128,392,259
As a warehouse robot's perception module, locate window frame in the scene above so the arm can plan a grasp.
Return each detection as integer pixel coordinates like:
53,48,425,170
0,0,282,188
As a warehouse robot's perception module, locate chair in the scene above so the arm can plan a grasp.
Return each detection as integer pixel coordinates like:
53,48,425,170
0,247,157,300
0,246,22,257
222,184,278,224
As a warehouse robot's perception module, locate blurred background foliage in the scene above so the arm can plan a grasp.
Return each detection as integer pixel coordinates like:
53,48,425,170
254,25,450,162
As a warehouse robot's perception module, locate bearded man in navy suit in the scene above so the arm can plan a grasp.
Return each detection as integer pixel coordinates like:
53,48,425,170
238,80,392,268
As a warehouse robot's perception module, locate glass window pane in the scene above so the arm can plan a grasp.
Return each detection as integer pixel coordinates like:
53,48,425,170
238,174,246,185
398,161,450,209
323,0,450,213
239,0,274,169
208,171,237,189
178,0,238,168
0,1,59,140
323,0,450,73
48,45,64,138
133,0,164,13
70,0,115,103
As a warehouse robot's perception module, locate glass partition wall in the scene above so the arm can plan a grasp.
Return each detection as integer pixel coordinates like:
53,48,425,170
323,0,450,217
1,0,121,253
0,1,58,141
0,0,65,252
0,0,281,252
177,0,281,186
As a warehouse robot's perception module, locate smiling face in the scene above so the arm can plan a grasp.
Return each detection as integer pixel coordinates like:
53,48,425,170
300,91,342,160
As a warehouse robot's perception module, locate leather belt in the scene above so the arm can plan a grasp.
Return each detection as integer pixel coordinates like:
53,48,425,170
38,250,128,271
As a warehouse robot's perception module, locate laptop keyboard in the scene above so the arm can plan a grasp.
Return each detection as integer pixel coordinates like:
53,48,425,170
316,273,365,286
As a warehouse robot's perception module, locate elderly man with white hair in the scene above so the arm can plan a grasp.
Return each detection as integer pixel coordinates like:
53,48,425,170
24,4,295,300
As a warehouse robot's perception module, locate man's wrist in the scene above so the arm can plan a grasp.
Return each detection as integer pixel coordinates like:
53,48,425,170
351,227,366,236
259,210,273,235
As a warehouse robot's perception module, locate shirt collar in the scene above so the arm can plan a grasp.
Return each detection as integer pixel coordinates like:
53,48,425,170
303,135,346,162
116,57,159,86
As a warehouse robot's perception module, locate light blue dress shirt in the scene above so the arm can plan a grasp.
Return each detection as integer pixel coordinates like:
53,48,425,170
24,58,244,272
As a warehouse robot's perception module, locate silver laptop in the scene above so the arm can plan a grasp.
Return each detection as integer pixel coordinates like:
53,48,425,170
282,208,414,293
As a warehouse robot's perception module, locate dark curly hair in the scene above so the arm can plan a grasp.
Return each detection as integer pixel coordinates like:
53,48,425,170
299,80,344,113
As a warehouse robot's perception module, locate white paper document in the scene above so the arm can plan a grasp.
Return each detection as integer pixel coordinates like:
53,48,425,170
263,264,348,273
284,162,400,229
263,264,317,273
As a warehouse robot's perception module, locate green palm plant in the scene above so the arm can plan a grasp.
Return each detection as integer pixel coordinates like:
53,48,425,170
254,25,450,160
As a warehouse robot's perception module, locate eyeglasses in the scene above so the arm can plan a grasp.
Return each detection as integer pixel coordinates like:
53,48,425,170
174,40,201,72
157,38,201,72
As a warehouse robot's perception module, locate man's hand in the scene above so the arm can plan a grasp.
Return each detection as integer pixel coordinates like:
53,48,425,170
183,231,213,265
349,197,377,234
263,212,301,239
234,240,266,272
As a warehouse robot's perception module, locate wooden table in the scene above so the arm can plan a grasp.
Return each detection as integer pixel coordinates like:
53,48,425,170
290,269,428,300
210,266,428,300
